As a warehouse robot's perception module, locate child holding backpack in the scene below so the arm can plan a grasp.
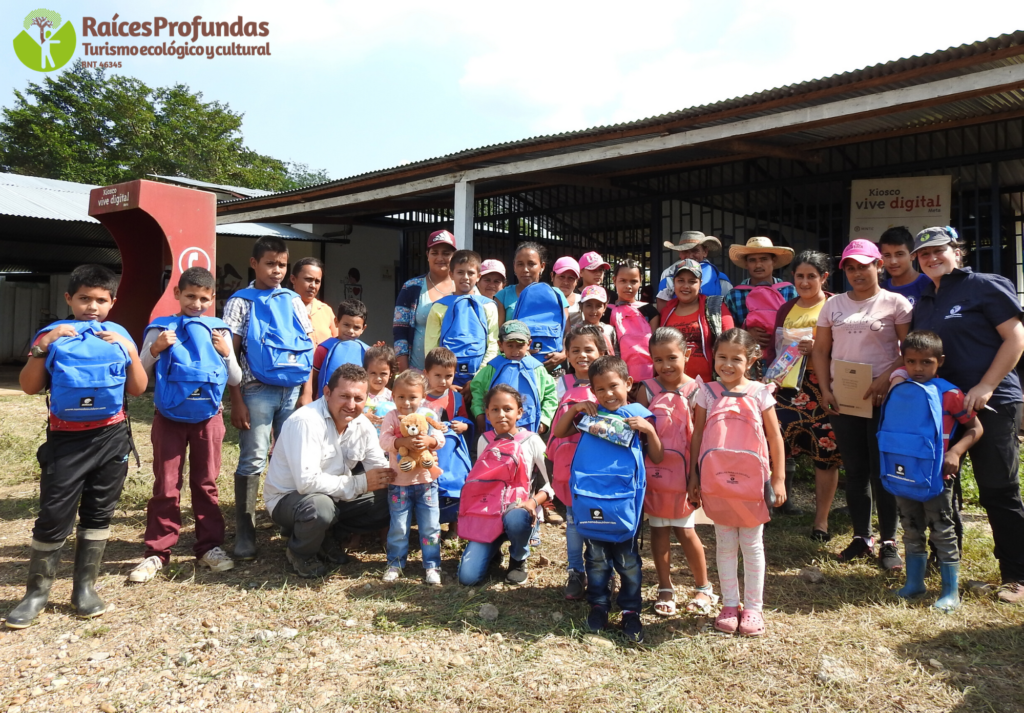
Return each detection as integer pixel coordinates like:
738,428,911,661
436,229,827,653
688,329,786,637
129,267,243,584
635,327,716,616
311,299,370,397
458,384,552,586
424,348,474,527
881,331,983,613
8,265,147,628
606,260,657,382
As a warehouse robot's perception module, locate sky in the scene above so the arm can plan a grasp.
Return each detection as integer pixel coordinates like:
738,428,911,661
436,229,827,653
1,0,1018,183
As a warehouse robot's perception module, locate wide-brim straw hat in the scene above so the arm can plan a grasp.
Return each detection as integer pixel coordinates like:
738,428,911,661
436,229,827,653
663,230,722,253
728,236,795,269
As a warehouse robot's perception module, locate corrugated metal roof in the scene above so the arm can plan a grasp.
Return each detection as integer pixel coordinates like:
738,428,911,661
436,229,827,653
215,221,319,240
148,175,275,198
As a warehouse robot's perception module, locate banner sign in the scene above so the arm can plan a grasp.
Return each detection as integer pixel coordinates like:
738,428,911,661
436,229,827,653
849,176,951,241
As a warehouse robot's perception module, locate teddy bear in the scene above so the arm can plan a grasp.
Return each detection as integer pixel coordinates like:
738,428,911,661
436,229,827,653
397,412,443,472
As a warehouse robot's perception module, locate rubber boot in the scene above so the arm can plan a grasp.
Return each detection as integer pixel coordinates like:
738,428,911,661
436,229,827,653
5,545,62,629
775,459,804,515
933,561,961,613
71,537,108,618
897,552,928,599
233,475,259,561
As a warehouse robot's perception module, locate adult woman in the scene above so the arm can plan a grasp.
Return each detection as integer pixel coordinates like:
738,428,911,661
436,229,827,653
773,251,841,537
552,256,581,326
812,239,911,572
290,257,336,346
393,230,457,371
908,227,1024,603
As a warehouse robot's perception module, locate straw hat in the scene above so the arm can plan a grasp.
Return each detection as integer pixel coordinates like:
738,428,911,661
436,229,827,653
728,236,795,269
664,230,722,253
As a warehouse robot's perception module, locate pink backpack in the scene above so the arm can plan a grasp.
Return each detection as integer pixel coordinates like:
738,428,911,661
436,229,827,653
457,431,532,543
733,282,792,362
546,374,597,506
643,378,698,520
609,303,653,380
697,380,771,527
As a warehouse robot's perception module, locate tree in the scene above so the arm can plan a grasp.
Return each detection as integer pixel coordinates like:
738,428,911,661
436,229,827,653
25,9,60,43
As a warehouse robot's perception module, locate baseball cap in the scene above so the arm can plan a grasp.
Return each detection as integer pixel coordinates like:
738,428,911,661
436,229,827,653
479,259,506,278
579,251,611,271
426,230,456,249
499,320,531,342
579,285,608,304
672,258,703,280
840,239,882,267
911,226,958,254
552,256,581,276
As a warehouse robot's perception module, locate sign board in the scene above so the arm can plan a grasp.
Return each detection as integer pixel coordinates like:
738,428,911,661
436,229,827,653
849,176,951,242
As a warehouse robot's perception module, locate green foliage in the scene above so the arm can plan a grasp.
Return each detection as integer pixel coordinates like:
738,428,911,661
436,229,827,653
24,9,61,31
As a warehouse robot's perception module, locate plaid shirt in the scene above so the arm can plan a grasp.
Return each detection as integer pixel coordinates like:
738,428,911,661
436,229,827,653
724,277,798,326
222,283,314,385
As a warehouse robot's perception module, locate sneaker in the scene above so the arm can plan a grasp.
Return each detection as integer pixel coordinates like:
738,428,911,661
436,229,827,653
425,568,442,586
837,537,874,562
382,566,402,583
128,555,163,583
319,538,350,566
586,605,609,632
286,549,327,579
505,558,529,585
620,610,644,643
878,541,903,572
542,501,564,525
997,582,1024,604
198,547,235,573
564,570,587,600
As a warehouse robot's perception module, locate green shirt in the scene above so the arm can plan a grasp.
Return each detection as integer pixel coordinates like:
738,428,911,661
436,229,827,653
468,359,558,427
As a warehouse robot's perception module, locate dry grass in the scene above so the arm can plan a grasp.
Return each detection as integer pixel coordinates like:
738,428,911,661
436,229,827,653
1,392,1022,713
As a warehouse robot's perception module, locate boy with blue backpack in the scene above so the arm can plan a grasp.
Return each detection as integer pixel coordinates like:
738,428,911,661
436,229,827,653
880,330,983,613
423,347,474,527
312,299,371,396
128,267,243,584
224,237,315,561
7,265,147,628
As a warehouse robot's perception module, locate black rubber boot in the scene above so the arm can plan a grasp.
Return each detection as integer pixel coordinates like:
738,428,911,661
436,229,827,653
5,545,62,629
71,538,108,619
775,460,804,515
233,475,260,560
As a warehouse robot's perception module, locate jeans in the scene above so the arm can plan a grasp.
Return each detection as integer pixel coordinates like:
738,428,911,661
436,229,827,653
897,485,958,562
715,523,765,611
585,537,642,612
439,496,459,526
235,382,301,478
564,506,586,573
830,411,898,542
458,508,535,585
386,482,441,570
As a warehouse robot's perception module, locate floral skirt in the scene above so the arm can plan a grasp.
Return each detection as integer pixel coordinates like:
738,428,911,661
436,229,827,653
775,370,842,470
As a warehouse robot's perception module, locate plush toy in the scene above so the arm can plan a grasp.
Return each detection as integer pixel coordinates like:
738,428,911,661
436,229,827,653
397,412,443,472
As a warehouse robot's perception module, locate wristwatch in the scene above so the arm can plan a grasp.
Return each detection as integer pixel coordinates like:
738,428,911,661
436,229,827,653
30,344,48,358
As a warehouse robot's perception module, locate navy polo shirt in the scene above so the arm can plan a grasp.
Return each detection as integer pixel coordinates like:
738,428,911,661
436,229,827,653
911,268,1023,405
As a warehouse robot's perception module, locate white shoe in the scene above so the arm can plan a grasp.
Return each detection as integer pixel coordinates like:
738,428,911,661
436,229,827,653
198,547,235,572
129,555,164,583
382,566,402,583
425,568,442,586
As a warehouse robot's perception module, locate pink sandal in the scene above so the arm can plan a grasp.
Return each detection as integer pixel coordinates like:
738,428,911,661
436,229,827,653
738,610,765,637
714,606,740,634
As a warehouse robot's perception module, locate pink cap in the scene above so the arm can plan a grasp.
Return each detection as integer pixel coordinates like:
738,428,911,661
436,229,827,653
552,256,581,276
479,259,506,278
579,285,608,303
426,230,456,249
579,251,611,271
840,239,882,266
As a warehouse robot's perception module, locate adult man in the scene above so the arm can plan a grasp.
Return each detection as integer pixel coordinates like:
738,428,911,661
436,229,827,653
656,231,732,310
263,363,396,578
723,236,797,351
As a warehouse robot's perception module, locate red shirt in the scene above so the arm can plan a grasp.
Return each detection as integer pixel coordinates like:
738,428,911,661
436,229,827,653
661,295,734,383
940,388,975,452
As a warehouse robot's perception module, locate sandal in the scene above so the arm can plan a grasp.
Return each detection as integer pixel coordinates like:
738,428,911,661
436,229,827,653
810,529,833,542
738,610,765,637
654,588,676,617
685,584,719,615
714,606,740,634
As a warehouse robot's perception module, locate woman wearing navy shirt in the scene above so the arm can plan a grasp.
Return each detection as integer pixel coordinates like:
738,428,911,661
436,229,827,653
909,227,1024,604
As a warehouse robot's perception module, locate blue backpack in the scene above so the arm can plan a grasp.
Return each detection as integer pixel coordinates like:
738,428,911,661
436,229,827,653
512,283,565,357
233,288,313,388
316,337,370,395
147,316,230,423
437,294,489,387
569,403,649,543
878,378,960,502
486,355,544,433
38,320,133,422
431,389,473,498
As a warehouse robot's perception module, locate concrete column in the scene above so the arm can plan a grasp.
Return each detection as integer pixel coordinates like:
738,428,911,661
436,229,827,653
454,179,475,250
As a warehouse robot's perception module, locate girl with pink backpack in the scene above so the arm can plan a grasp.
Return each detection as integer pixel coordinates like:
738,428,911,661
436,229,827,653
688,329,786,637
607,259,657,382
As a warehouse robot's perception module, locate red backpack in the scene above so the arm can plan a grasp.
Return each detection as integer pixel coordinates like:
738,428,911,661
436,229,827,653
457,431,532,543
546,374,597,506
643,378,698,520
609,302,653,380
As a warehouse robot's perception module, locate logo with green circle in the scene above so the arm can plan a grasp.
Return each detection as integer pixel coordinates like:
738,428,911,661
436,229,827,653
13,8,76,72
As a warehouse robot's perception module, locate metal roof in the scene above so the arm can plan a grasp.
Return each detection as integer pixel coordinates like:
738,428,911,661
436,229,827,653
148,175,275,199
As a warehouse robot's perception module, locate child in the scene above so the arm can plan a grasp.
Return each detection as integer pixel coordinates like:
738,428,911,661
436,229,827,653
547,325,606,599
378,370,446,584
885,331,983,612
578,285,616,354
363,344,396,434
606,260,657,382
130,267,243,584
636,327,716,616
457,384,552,586
477,260,506,300
553,355,662,643
312,299,370,395
224,236,315,561
469,320,558,436
879,226,932,306
688,329,786,637
424,348,474,527
7,265,147,628
578,251,611,289
425,250,500,389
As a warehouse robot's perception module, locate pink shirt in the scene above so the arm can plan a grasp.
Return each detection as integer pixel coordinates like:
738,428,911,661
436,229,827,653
378,407,446,486
817,290,912,380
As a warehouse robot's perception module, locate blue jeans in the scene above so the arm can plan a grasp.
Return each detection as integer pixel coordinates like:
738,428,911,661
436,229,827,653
585,536,643,612
564,506,585,573
235,382,301,478
458,508,536,586
439,496,459,526
387,482,441,570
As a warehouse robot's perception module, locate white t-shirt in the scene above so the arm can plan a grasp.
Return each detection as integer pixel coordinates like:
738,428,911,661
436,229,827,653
816,290,913,380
